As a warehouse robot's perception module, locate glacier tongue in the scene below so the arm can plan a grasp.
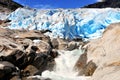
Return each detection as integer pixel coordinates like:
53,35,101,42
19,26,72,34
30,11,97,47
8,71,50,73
7,8,120,40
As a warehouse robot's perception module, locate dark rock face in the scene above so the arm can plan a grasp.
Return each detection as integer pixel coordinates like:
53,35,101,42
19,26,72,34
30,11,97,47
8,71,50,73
84,0,120,8
0,0,23,11
1,50,25,64
83,60,97,76
0,61,18,80
74,49,97,76
74,49,87,75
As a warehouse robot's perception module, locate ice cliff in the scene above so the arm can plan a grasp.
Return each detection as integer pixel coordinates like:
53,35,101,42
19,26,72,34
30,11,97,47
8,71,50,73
7,8,120,40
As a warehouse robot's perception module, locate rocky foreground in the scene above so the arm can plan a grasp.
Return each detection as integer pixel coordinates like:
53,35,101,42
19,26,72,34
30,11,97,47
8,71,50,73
0,19,120,80
0,20,84,80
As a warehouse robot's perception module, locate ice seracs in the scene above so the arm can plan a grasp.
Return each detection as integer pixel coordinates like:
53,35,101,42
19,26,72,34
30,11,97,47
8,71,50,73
7,8,120,40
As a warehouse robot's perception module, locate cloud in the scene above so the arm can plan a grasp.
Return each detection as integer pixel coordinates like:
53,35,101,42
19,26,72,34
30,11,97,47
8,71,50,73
32,4,54,9
97,0,105,2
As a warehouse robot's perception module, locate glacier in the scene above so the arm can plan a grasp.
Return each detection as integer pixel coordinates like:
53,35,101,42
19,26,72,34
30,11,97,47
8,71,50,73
7,8,120,40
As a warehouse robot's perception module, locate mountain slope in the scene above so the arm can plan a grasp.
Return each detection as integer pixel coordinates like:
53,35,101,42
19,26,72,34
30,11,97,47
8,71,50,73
0,0,23,20
0,0,23,11
84,0,120,8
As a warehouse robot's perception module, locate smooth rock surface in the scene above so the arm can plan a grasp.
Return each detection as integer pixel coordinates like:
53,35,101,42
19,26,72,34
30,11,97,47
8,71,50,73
86,23,120,80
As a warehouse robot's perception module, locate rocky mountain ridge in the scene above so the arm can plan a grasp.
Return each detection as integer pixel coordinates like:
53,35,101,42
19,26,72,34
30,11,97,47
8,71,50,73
0,0,23,20
84,0,120,8
0,0,23,11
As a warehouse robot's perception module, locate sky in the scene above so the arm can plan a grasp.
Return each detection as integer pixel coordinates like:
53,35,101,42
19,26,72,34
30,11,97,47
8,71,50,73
13,0,102,9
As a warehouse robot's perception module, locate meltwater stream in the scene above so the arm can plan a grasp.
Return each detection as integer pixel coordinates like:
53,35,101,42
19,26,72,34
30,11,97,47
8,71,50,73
30,49,89,80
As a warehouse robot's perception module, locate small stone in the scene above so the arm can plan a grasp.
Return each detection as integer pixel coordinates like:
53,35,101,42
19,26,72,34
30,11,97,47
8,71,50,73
51,38,59,49
67,41,79,51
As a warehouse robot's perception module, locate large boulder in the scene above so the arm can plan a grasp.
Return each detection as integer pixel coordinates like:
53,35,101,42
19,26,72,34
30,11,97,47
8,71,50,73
86,23,120,80
90,66,120,80
0,61,17,80
87,23,120,67
0,38,18,56
0,28,23,56
0,49,27,69
36,40,51,53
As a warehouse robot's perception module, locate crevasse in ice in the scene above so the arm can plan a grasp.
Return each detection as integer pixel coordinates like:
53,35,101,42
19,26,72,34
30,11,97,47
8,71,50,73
7,8,120,40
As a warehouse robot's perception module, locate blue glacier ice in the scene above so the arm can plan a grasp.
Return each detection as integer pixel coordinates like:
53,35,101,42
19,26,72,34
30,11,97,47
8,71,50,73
7,8,120,40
